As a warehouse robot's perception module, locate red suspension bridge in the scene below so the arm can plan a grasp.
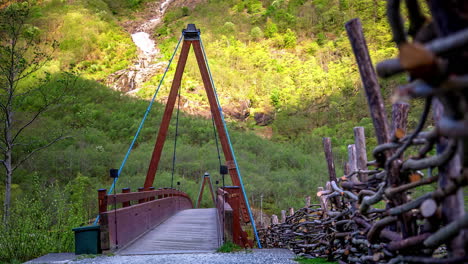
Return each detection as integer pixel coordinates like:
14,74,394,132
90,24,259,254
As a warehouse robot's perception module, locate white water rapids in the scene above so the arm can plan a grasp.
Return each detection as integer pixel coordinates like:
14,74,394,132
131,32,158,56
107,0,174,94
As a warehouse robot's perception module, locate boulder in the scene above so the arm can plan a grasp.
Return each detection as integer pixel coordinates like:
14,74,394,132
254,112,274,126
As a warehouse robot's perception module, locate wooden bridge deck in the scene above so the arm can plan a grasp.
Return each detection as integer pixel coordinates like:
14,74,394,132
119,208,221,255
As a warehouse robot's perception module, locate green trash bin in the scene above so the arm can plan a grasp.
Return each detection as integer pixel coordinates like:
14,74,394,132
72,225,101,254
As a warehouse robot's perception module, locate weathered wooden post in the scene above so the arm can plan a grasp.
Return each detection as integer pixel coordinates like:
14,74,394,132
323,137,338,182
391,102,410,140
98,189,107,215
317,187,328,215
347,144,358,182
281,210,286,223
305,196,311,208
322,137,342,207
353,127,368,182
271,214,279,225
157,188,163,199
289,207,295,216
138,187,145,204
343,162,350,175
122,188,130,207
432,99,465,256
98,188,109,250
148,186,155,201
345,18,390,145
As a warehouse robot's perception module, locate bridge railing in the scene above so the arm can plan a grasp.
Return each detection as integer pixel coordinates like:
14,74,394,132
98,188,193,251
216,187,253,248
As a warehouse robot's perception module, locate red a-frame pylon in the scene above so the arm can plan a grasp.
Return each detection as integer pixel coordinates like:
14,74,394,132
142,24,250,224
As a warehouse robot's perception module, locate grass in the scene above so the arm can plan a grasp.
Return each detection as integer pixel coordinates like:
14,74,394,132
216,242,244,253
294,256,338,264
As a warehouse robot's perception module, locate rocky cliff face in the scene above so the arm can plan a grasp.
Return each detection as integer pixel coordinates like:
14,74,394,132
106,0,173,94
106,0,272,125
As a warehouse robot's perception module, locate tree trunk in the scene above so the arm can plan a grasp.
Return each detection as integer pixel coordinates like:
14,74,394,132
3,114,13,224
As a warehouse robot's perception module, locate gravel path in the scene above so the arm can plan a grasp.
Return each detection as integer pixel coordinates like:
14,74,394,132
72,249,297,264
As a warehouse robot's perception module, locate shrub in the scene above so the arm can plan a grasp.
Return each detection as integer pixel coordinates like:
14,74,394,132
250,26,263,40
222,22,236,35
264,19,278,38
283,28,297,48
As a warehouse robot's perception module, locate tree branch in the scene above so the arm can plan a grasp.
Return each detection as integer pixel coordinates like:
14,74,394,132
12,135,71,171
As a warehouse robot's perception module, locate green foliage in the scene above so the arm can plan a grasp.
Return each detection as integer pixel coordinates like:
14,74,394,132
216,241,243,253
264,19,278,38
250,26,263,40
33,0,136,79
283,28,297,48
222,22,236,35
294,256,338,264
0,175,86,262
149,0,408,160
181,6,190,17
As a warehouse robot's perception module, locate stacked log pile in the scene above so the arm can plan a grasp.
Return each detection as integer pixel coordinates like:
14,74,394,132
260,2,468,263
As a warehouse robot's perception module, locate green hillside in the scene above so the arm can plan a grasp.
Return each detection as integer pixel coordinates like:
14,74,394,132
0,0,419,262
147,0,416,154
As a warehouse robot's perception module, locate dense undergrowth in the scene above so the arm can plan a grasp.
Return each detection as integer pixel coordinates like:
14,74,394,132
0,0,428,262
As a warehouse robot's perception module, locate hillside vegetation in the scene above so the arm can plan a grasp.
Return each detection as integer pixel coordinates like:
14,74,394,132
147,0,422,156
0,0,419,262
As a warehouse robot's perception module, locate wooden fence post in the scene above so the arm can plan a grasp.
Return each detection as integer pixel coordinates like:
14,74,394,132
433,98,465,255
149,187,155,201
98,189,107,214
322,137,338,182
353,127,368,182
391,102,410,140
323,137,342,207
347,144,358,182
346,18,390,145
281,210,286,223
271,214,279,225
138,187,145,204
305,196,311,208
122,188,130,207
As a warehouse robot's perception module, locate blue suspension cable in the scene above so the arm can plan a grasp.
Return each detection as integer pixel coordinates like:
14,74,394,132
93,35,183,225
199,36,262,248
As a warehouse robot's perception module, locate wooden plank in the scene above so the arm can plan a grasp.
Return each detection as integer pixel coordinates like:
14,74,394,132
107,189,189,205
119,208,220,254
144,40,192,189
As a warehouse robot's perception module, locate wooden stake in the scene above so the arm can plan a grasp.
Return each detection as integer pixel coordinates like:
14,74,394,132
346,18,390,145
271,214,279,225
323,137,338,182
391,102,410,140
348,144,358,182
353,127,368,182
